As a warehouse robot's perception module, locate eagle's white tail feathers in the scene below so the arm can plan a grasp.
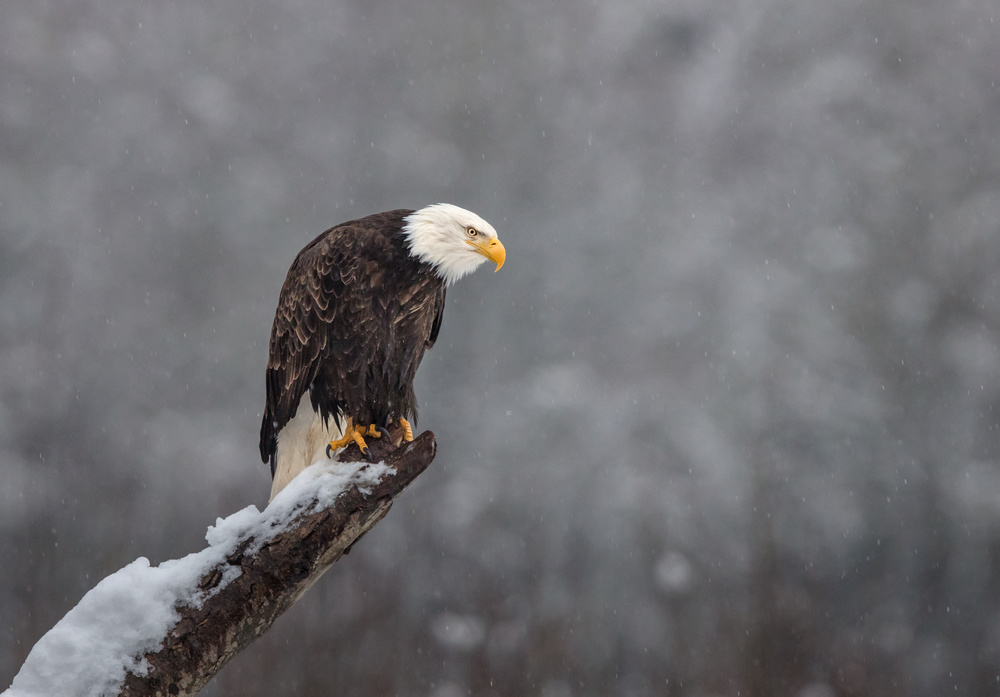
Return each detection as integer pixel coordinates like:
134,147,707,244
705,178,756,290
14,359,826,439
269,394,343,501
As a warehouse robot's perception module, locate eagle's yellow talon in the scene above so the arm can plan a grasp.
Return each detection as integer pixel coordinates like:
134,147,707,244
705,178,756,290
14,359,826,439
327,432,354,453
398,417,414,442
350,428,369,453
327,420,380,456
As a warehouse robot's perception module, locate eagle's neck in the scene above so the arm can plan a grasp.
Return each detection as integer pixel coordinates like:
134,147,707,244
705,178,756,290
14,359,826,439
402,204,488,286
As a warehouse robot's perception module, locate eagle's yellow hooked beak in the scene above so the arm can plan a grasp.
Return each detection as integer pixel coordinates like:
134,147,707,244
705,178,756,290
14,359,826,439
469,236,506,271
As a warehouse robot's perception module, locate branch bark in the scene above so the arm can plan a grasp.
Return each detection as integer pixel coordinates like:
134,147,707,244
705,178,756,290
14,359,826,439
118,431,436,697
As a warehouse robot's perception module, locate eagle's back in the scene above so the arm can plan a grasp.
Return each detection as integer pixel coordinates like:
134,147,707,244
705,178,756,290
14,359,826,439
259,210,446,471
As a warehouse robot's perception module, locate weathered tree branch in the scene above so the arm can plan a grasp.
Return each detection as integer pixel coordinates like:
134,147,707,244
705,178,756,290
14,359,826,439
118,431,436,697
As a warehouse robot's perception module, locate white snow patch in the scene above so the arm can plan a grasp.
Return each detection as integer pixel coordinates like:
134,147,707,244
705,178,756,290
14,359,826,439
4,458,394,697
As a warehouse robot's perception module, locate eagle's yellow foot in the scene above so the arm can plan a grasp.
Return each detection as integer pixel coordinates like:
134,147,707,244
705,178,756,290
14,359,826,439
398,417,414,442
326,430,357,456
326,422,385,459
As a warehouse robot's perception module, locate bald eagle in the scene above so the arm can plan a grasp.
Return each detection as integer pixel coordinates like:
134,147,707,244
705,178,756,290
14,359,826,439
260,204,505,499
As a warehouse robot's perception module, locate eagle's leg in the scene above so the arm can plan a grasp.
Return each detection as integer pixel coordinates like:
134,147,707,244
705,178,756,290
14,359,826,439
398,417,414,442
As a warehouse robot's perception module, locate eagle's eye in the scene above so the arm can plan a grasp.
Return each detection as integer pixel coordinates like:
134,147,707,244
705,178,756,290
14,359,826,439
466,227,478,237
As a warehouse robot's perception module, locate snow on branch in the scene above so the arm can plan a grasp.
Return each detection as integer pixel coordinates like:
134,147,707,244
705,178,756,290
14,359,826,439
4,431,437,697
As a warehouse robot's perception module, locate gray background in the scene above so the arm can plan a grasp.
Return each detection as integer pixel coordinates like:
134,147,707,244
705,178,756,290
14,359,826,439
2,0,1000,695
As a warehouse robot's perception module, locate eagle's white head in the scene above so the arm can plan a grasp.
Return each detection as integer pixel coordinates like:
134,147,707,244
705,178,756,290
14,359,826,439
403,203,506,286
